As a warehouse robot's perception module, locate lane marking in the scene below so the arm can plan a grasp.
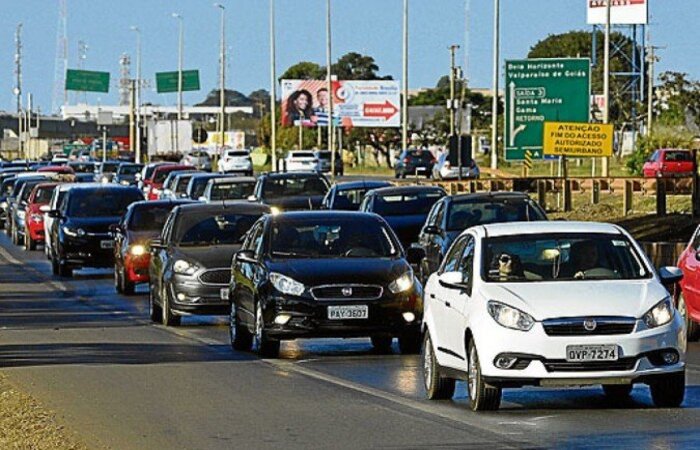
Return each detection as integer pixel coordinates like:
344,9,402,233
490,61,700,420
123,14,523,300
0,244,67,292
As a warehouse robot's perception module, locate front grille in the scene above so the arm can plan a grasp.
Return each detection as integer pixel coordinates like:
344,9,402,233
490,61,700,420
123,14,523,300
543,317,636,336
311,285,383,301
543,358,637,373
198,269,230,286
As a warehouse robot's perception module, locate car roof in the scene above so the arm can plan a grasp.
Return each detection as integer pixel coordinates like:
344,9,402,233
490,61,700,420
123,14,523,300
175,201,271,216
190,172,233,180
264,171,324,179
447,191,532,203
271,210,384,222
209,176,256,185
369,185,446,196
333,180,393,190
473,221,623,238
129,199,194,210
63,183,140,192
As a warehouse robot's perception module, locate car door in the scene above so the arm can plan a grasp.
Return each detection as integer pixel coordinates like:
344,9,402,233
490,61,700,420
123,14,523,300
151,213,174,301
429,235,469,367
427,202,447,274
681,227,700,306
234,221,265,329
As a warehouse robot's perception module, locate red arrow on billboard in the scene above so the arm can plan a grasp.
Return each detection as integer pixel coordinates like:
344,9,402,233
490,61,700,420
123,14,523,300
363,101,399,120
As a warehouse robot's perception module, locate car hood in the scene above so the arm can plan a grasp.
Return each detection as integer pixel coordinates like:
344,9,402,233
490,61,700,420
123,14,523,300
268,257,410,287
175,245,240,269
479,279,668,320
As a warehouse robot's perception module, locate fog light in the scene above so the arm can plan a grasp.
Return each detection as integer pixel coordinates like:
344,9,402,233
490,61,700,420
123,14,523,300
662,351,679,365
494,356,518,369
177,293,186,301
274,314,292,325
402,312,416,323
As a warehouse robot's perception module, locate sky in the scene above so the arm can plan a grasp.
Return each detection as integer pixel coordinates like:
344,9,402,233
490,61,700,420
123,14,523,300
0,0,697,114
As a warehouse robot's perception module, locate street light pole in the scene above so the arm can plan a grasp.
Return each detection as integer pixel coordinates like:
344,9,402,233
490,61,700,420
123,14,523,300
172,13,184,121
327,0,335,181
269,0,278,172
130,26,142,163
490,0,500,171
602,0,611,177
449,44,460,137
402,0,409,153
215,3,226,172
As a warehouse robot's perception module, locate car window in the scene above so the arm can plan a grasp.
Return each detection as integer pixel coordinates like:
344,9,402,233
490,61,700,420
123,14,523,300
458,237,475,292
262,177,328,198
664,151,692,162
425,202,440,227
435,203,445,229
129,205,176,232
210,182,256,201
373,191,444,216
691,227,700,250
33,186,55,204
290,151,315,158
67,189,143,218
334,188,371,209
441,236,469,274
446,199,546,231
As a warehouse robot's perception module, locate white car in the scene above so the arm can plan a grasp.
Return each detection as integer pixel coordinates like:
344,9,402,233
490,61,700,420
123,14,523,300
218,149,253,175
44,184,73,260
422,221,686,411
285,150,320,172
180,151,212,171
199,177,257,203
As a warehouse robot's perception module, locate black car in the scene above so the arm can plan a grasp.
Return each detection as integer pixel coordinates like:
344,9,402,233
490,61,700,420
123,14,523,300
321,180,393,211
359,185,446,249
394,148,436,179
48,184,144,277
114,163,144,186
414,192,548,283
67,161,97,174
229,211,424,358
251,172,329,211
185,173,238,200
148,202,271,326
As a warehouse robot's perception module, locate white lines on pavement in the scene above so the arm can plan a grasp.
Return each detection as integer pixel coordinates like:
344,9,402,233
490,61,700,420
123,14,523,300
0,244,67,292
0,243,22,265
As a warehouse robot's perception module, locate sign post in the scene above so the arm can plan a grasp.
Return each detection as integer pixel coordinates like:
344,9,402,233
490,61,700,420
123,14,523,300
504,58,590,162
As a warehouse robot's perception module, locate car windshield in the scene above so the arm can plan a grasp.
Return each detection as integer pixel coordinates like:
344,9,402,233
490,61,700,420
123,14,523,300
154,168,177,184
334,188,373,209
67,189,143,218
482,233,651,283
118,165,142,175
101,163,120,173
68,163,95,173
263,177,328,199
33,186,56,204
210,182,256,201
129,205,175,232
175,175,196,194
373,191,443,216
270,217,399,259
20,182,44,202
447,199,546,231
2,180,15,196
176,213,259,246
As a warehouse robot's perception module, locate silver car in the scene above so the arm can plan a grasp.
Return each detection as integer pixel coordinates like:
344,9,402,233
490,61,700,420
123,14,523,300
432,153,480,180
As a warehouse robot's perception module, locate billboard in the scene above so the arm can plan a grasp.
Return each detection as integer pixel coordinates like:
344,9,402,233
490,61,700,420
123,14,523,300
281,79,400,128
587,0,648,25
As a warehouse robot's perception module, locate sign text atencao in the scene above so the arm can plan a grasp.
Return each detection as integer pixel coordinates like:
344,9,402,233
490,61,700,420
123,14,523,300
543,121,614,158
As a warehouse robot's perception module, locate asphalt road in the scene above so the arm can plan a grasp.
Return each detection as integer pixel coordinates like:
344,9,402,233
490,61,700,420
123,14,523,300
1,234,700,449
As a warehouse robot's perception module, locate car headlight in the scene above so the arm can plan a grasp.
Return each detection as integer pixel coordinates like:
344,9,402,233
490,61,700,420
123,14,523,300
17,210,26,220
643,297,674,328
389,271,413,294
0,201,7,209
120,180,130,186
270,206,281,215
63,226,86,237
101,176,109,184
487,301,535,331
269,272,305,296
130,244,147,256
173,259,199,275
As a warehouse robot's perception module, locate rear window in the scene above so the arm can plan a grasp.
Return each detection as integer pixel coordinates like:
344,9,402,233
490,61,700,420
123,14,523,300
118,165,142,175
227,151,249,157
373,190,444,216
290,152,315,158
210,182,256,201
408,150,434,161
447,199,547,231
664,151,692,162
154,168,178,184
262,176,328,198
101,163,120,172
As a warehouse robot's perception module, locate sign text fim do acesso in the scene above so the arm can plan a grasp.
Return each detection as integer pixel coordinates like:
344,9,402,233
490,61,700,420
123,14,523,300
543,122,614,158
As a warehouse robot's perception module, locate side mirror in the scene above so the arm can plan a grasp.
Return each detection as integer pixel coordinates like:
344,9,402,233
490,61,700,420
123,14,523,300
407,245,426,265
438,271,469,291
423,225,442,235
39,205,51,213
236,249,257,263
659,266,683,285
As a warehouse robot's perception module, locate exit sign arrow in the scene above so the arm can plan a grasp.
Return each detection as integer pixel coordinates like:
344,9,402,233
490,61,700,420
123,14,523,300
363,101,399,120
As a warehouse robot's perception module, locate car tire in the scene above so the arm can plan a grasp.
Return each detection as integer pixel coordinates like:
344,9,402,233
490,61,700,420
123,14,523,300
51,256,60,276
114,266,123,293
24,229,36,251
161,285,181,327
11,228,19,246
602,384,633,399
58,260,72,278
122,268,135,296
678,292,700,341
370,335,393,354
230,302,253,351
467,339,501,411
422,331,456,400
253,302,279,358
148,285,162,323
394,172,400,179
399,331,422,354
650,371,685,408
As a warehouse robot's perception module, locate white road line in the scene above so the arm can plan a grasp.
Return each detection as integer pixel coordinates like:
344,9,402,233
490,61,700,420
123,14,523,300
0,243,22,265
0,244,67,292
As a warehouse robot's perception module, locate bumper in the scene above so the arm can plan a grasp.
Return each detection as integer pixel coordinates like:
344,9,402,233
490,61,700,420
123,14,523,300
262,292,422,340
169,277,229,316
438,167,479,179
124,254,151,283
473,313,686,386
27,222,45,241
61,236,115,267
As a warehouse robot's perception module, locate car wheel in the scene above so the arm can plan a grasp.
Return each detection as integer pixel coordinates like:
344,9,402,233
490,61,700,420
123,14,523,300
399,330,422,354
370,334,393,354
649,371,685,408
51,256,60,276
58,260,72,278
229,302,253,351
253,302,279,358
422,331,456,400
11,228,19,246
394,172,400,179
24,229,36,251
678,292,700,341
602,384,633,399
122,268,135,296
148,284,162,323
114,265,123,293
467,339,501,411
161,285,181,327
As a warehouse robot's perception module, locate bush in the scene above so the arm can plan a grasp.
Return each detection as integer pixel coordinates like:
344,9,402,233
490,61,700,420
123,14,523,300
626,126,695,175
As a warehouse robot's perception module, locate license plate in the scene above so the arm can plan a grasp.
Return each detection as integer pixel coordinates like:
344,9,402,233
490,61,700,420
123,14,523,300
328,305,368,320
566,345,618,362
100,240,114,249
220,288,229,301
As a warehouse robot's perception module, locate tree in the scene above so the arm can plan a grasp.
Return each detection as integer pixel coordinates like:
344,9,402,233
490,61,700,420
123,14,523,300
248,89,271,118
279,61,324,81
331,52,392,80
655,71,700,130
196,89,251,107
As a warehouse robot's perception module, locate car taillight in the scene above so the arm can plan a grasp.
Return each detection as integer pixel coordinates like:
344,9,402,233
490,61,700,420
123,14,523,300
403,157,410,164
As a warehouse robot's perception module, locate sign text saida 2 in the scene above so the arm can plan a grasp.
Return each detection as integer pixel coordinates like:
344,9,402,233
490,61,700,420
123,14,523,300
543,122,614,158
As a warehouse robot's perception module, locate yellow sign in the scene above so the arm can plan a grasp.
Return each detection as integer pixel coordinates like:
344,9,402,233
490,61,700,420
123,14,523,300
543,122,614,157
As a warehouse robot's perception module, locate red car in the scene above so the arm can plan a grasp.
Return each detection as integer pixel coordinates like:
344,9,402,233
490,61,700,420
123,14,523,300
642,149,695,178
112,199,193,294
37,165,75,175
24,182,60,250
676,227,700,341
145,164,194,200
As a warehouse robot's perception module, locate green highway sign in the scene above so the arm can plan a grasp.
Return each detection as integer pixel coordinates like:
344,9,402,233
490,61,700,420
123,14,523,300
504,58,590,161
156,70,201,93
65,69,110,93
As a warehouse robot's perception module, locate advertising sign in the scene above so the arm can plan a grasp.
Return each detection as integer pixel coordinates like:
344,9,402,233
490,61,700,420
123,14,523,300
504,58,591,161
281,79,400,128
543,122,614,157
587,0,648,25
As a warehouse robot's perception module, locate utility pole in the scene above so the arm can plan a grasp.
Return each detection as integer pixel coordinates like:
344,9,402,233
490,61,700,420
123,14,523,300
14,23,23,159
402,0,409,152
448,44,460,137
490,0,500,171
216,3,226,172
172,13,184,155
327,0,335,181
129,79,135,157
131,26,142,163
602,0,611,177
269,0,278,172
